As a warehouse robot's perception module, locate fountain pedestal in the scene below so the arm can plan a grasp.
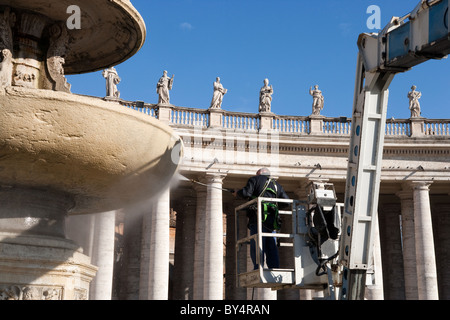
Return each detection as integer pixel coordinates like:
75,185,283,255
0,187,97,300
0,2,180,299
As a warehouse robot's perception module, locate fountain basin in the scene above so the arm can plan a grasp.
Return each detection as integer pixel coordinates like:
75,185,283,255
1,0,146,74
0,86,183,214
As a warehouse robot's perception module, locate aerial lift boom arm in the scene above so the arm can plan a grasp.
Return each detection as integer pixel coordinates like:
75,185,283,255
340,0,449,300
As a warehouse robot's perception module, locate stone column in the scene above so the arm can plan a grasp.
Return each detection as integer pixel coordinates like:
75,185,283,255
89,211,116,300
118,207,142,300
139,203,152,299
203,173,225,300
411,181,439,300
140,188,171,300
397,187,419,300
254,288,277,300
65,214,94,256
193,181,207,300
172,197,196,300
432,202,450,299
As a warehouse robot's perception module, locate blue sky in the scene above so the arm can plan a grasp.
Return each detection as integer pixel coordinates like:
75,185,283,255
67,0,449,119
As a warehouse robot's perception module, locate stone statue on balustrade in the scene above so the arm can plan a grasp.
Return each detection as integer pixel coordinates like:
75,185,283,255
157,70,174,105
102,67,121,98
309,85,324,115
408,85,421,118
210,77,227,109
259,78,273,113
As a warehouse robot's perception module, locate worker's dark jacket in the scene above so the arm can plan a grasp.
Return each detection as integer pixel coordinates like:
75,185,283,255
237,175,289,226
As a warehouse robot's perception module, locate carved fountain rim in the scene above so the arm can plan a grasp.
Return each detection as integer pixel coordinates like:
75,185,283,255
0,0,146,74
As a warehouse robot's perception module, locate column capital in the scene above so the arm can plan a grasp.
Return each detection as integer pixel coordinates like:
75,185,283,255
396,183,414,200
205,172,226,184
191,175,207,191
407,180,433,190
192,182,207,194
396,189,413,200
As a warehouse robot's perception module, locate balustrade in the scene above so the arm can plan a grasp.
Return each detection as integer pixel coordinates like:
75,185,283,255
385,118,410,136
424,119,450,136
171,106,209,127
118,100,450,138
273,116,310,133
121,100,157,117
222,111,259,131
322,117,352,135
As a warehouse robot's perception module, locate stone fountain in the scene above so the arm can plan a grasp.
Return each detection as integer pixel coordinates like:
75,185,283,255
0,1,182,299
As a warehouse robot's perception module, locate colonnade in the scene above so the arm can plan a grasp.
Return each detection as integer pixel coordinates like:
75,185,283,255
65,175,445,300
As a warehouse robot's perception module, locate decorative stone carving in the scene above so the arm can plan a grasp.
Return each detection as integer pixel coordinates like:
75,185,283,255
13,11,47,89
0,285,63,300
46,22,71,93
259,78,273,113
0,8,15,87
74,288,88,300
310,85,324,115
0,285,22,300
210,77,227,109
408,85,421,118
157,70,174,105
103,67,121,98
13,69,36,87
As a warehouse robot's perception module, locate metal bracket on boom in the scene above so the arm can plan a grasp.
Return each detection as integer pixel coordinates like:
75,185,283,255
360,0,449,74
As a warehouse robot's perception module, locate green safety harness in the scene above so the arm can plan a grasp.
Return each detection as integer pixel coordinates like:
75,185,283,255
256,178,281,231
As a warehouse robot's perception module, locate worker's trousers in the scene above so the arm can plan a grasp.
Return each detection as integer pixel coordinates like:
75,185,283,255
248,223,280,270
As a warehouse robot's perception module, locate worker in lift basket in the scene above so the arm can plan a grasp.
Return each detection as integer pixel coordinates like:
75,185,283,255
233,167,289,270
